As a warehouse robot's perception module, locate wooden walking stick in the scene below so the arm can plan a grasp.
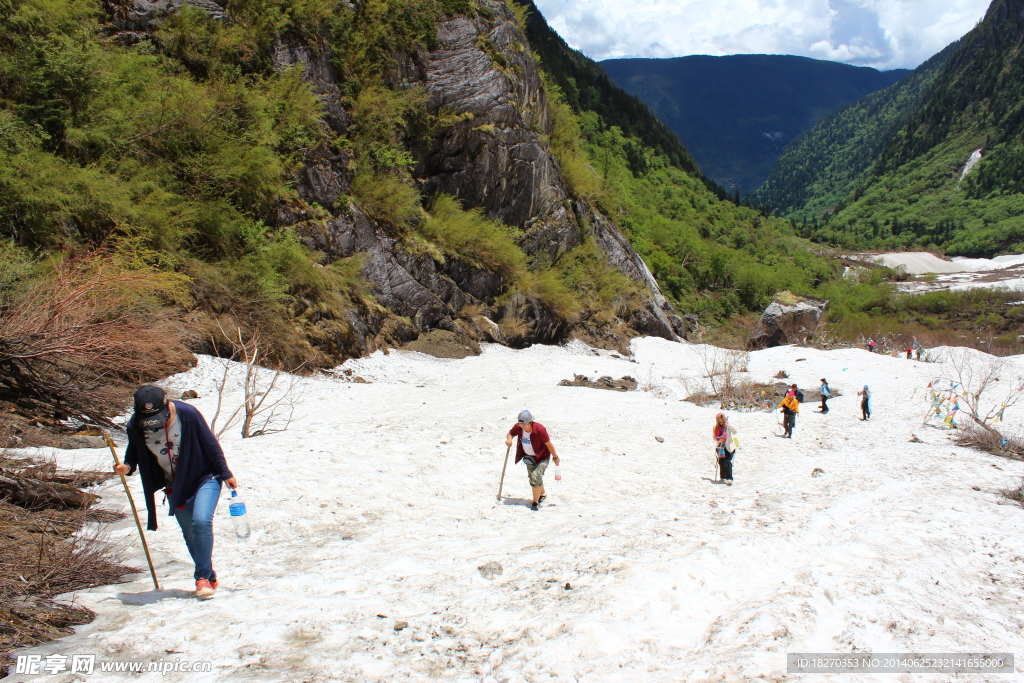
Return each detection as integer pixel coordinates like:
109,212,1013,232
103,432,160,591
496,443,512,501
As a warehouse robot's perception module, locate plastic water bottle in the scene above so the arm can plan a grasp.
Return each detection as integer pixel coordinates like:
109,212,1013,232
228,490,250,539
554,464,562,484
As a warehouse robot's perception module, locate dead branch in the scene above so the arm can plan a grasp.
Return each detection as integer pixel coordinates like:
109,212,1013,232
209,322,302,439
0,469,99,509
937,348,1024,439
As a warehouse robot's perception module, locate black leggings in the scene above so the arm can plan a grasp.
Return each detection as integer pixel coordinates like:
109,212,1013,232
861,399,870,419
718,450,734,480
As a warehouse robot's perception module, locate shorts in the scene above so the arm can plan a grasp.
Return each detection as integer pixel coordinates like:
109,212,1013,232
526,458,549,487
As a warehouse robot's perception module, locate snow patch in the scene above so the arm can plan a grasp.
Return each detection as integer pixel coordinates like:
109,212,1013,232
12,339,1024,681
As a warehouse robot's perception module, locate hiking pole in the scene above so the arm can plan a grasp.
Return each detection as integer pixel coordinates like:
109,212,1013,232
103,432,160,591
496,443,512,501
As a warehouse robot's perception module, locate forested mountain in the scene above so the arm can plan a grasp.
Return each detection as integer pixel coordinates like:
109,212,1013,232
0,0,842,383
751,41,959,220
510,0,705,182
601,55,909,196
798,0,1024,257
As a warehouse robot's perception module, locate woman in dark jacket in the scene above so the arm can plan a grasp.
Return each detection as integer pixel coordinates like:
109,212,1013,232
115,385,237,597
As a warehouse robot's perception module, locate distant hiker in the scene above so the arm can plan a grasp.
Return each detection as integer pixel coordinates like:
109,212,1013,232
857,385,872,420
791,383,805,403
868,339,877,353
114,386,237,598
819,378,831,413
779,390,799,438
914,342,924,361
713,412,738,485
905,347,913,359
505,410,560,511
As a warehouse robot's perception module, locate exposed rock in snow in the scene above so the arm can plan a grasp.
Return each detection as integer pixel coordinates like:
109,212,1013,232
750,292,828,348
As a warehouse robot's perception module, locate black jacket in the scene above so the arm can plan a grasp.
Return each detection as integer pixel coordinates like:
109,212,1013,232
124,401,233,530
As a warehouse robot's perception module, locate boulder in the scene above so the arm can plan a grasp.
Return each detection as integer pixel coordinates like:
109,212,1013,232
750,292,828,348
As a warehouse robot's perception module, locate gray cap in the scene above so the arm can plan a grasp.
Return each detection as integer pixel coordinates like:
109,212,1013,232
517,410,533,424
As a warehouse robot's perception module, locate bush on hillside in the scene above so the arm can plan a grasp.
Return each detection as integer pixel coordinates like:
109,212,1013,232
0,247,191,424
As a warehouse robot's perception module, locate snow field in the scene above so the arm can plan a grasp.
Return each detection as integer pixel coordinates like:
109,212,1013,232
15,338,1024,682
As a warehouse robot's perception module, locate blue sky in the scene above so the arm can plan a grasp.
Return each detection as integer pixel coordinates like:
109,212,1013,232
533,0,992,70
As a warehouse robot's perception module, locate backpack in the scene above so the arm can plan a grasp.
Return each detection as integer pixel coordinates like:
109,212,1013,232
795,389,805,403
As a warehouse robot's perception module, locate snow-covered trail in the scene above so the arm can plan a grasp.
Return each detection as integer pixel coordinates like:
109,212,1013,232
17,339,1024,682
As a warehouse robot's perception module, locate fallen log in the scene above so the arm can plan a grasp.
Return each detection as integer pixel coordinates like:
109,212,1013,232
0,469,98,509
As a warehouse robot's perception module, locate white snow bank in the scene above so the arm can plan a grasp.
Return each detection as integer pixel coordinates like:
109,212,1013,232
12,339,1024,682
870,252,969,274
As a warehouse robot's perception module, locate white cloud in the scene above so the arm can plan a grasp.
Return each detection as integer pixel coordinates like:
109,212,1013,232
533,0,990,69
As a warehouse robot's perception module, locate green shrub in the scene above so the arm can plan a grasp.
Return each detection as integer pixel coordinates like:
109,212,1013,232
517,268,580,319
419,195,524,276
0,238,37,305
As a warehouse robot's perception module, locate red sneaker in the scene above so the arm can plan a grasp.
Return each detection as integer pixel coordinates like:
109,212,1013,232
210,578,218,589
194,578,215,597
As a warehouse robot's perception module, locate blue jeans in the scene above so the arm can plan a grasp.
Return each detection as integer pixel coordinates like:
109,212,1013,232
173,477,221,582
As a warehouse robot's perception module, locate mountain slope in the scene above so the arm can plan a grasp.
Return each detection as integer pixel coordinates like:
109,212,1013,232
751,41,959,220
813,0,1024,256
600,55,909,195
0,0,843,378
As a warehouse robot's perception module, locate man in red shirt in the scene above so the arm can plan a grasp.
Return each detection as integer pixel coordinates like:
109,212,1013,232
505,410,561,510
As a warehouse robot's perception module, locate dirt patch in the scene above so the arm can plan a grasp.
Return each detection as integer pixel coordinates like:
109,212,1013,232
399,329,482,359
557,374,637,392
569,324,635,356
1003,478,1024,506
953,423,1024,461
684,381,840,412
0,452,133,674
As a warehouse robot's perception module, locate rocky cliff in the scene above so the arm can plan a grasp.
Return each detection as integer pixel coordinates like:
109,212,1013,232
117,0,686,358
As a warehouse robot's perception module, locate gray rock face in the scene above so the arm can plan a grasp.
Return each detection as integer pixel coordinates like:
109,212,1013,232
750,293,829,348
584,203,686,340
295,204,503,331
415,4,610,281
271,34,349,137
281,1,684,351
111,0,227,32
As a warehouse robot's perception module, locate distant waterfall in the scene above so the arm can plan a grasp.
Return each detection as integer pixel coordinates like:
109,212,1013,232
958,148,983,180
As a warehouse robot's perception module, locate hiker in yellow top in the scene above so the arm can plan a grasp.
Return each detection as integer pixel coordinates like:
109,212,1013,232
778,389,800,438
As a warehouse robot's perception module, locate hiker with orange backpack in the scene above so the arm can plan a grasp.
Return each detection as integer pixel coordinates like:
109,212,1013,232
779,389,800,438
